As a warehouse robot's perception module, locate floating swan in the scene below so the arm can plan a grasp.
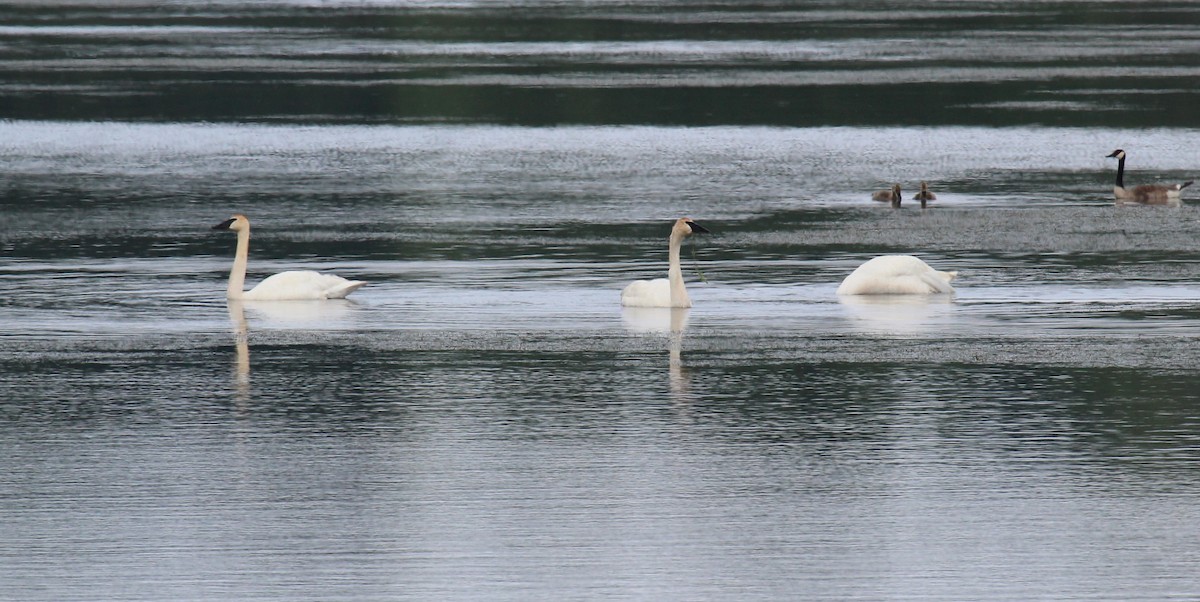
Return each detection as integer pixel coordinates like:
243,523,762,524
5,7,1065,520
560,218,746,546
871,183,902,207
1107,149,1193,205
836,255,956,295
620,217,709,308
212,214,366,300
913,181,936,207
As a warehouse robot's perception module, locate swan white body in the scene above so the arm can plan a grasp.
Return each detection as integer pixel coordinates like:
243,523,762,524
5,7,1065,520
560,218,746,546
213,214,366,300
1107,149,1193,205
836,255,956,295
621,217,709,308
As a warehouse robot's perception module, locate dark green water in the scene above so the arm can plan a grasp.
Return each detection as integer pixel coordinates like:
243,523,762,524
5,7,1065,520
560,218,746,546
2,0,1199,126
2,2,1200,601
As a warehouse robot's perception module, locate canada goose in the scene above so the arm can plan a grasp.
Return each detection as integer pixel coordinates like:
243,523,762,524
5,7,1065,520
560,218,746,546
620,217,710,308
836,255,957,295
913,181,936,207
1106,149,1193,205
871,183,902,207
212,214,366,300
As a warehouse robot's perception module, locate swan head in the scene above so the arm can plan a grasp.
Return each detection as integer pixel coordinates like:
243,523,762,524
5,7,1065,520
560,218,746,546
1106,149,1126,160
673,217,710,238
213,214,250,232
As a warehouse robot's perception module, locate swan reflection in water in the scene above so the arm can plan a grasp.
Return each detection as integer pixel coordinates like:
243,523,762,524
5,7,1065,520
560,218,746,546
227,300,251,405
838,293,957,335
224,299,361,404
621,307,693,404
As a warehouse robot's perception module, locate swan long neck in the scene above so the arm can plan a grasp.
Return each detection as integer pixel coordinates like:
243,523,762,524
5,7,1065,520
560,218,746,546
227,226,249,299
667,230,691,308
1114,155,1125,189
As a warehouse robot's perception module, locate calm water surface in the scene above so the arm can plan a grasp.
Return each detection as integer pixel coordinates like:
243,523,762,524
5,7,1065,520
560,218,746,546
5,121,1200,601
3,1,1200,601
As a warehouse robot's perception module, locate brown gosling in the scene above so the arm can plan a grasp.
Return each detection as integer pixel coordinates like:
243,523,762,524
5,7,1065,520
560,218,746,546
913,181,936,208
871,183,902,208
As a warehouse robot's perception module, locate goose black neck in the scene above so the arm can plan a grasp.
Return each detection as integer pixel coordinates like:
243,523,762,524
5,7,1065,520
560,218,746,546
1114,155,1125,188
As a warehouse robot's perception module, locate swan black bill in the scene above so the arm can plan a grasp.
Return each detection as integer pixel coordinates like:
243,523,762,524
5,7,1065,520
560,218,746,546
213,218,236,230
686,221,710,234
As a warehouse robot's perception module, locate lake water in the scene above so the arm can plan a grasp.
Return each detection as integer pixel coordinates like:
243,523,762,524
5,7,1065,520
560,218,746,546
3,2,1200,601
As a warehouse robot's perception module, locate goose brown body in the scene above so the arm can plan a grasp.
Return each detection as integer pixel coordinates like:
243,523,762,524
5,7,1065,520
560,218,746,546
1107,149,1193,205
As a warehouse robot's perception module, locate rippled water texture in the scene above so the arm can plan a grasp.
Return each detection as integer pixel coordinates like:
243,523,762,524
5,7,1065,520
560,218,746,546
5,120,1200,601
3,2,1200,601
1,0,1199,125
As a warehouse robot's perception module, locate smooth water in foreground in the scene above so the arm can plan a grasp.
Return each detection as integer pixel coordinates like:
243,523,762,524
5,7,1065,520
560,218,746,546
3,122,1200,601
3,0,1200,599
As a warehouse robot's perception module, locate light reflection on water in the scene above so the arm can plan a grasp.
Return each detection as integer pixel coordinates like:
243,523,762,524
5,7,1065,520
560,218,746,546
2,0,1200,127
3,120,1200,601
4,0,1200,593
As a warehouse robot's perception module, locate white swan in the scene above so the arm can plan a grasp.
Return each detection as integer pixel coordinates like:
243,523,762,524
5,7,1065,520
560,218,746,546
212,214,366,300
836,255,956,295
620,217,709,308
